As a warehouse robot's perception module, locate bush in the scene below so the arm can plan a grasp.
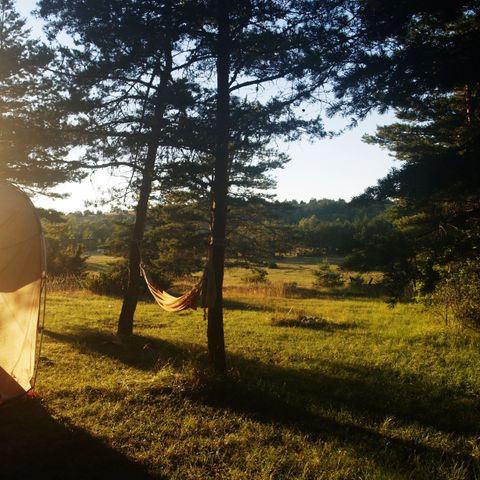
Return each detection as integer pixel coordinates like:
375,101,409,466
85,260,170,297
241,268,269,284
313,259,344,288
271,312,329,330
426,259,480,330
85,261,129,296
47,244,88,276
349,274,364,286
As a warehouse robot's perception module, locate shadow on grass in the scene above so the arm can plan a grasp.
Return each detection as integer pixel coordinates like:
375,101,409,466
223,298,273,311
188,355,479,478
0,398,157,480
44,328,206,371
45,328,479,478
271,317,358,331
287,286,387,300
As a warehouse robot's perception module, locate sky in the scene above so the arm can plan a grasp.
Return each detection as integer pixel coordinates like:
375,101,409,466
17,0,397,212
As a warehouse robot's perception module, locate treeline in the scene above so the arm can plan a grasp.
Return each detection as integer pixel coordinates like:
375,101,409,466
38,196,392,275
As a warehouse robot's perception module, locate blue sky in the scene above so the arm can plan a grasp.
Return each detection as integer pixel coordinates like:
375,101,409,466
18,0,396,211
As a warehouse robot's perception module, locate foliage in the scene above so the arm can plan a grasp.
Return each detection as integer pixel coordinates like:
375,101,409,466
241,268,269,284
0,0,81,189
313,259,344,288
85,259,170,297
47,244,88,277
427,260,480,331
85,260,129,297
278,198,391,224
332,0,480,116
227,197,298,261
143,198,208,279
299,216,356,255
63,211,122,252
344,216,410,271
334,0,480,304
41,215,89,276
34,197,396,272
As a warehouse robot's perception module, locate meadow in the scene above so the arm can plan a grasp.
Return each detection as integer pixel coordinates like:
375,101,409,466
1,258,479,479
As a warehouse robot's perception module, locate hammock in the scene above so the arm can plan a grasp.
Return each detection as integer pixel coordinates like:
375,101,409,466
140,262,215,312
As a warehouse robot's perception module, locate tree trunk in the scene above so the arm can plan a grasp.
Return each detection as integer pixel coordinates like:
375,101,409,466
207,0,230,373
117,141,158,335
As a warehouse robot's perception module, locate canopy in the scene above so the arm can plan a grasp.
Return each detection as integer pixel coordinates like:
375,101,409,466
0,182,45,403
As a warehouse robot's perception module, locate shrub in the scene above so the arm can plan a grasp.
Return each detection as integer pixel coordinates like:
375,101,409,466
85,261,129,296
426,259,480,330
85,260,170,297
349,274,365,287
313,259,344,288
47,244,88,276
241,268,269,284
271,312,329,330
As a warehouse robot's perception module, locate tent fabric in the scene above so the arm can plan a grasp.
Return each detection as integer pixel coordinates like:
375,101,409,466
0,182,45,404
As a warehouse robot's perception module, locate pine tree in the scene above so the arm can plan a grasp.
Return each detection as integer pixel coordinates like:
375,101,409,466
39,0,205,335
332,0,480,116
197,0,351,371
0,0,80,189
330,0,480,298
361,91,480,296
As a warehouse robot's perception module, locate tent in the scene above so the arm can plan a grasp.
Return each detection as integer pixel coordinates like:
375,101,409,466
0,182,46,404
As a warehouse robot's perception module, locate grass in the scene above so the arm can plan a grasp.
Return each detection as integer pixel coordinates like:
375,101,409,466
86,253,122,273
223,256,383,298
1,259,479,479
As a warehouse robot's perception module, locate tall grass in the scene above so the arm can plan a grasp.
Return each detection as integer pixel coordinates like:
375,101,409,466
47,274,86,292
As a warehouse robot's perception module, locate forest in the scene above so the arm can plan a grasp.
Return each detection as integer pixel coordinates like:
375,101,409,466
0,0,479,479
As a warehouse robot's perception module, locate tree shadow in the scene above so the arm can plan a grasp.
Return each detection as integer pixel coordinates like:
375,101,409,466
44,329,479,477
0,398,158,480
231,354,479,436
44,328,206,371
45,328,478,436
185,355,479,478
223,298,274,312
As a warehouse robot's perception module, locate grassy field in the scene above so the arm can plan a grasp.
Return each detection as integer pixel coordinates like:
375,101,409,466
1,259,479,479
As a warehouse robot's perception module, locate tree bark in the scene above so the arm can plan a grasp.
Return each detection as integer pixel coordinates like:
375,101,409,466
117,140,158,335
207,0,230,373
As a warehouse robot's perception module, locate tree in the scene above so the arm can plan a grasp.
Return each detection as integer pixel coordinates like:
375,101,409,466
358,90,480,298
39,0,204,335
39,0,293,345
330,0,480,299
332,0,480,117
188,0,358,371
0,0,80,190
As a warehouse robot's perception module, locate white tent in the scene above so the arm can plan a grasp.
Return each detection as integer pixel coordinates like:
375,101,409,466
0,182,45,403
